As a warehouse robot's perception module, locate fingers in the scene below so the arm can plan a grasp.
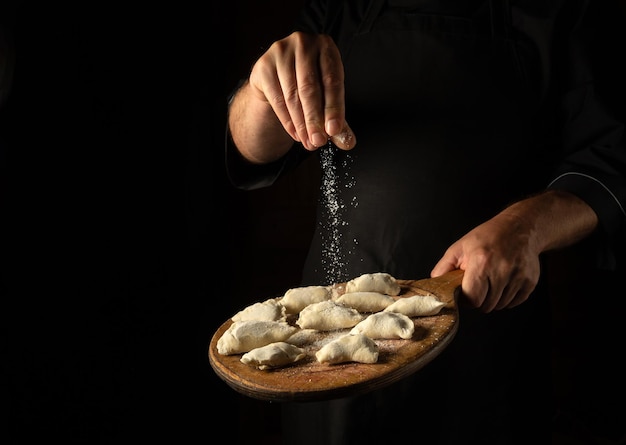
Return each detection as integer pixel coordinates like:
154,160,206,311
430,257,458,278
256,59,300,142
494,280,534,310
329,124,356,150
250,32,355,151
293,37,328,149
292,33,354,150
479,281,534,313
461,265,538,313
318,37,355,150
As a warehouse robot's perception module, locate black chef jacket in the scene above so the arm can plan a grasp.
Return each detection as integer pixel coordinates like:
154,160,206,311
225,1,626,443
226,0,626,280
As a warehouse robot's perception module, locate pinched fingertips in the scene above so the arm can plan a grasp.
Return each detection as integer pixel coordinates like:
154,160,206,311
329,123,356,150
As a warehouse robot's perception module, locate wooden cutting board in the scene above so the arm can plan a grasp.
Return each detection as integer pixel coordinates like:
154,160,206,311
208,269,463,402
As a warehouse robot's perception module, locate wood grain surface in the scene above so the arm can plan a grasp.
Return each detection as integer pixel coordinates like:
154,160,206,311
208,269,464,402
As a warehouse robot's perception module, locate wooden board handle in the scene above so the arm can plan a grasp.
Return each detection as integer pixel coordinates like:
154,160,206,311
412,269,464,299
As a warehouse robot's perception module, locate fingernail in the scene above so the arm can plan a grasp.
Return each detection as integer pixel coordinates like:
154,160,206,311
331,126,356,149
326,119,341,136
311,132,327,147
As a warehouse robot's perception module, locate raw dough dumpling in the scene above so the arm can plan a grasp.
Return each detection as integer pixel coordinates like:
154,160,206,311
240,342,307,370
217,320,298,355
231,299,286,322
280,285,332,314
345,272,401,296
350,312,415,339
383,295,446,317
285,329,319,347
315,334,379,364
296,300,364,331
335,291,395,312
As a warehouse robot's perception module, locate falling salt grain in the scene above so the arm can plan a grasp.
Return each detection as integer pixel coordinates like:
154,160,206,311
319,141,358,284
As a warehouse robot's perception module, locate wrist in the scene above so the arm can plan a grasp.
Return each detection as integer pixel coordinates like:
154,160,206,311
500,190,598,254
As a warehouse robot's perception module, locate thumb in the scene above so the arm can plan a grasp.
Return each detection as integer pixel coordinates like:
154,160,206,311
329,122,356,150
430,253,460,278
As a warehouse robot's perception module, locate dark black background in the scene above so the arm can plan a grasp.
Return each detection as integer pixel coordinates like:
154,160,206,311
2,1,625,444
2,2,310,443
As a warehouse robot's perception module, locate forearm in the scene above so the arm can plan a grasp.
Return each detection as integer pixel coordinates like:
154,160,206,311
499,190,599,255
227,80,295,165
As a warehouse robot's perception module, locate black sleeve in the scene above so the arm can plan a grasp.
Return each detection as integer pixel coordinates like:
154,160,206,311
545,0,626,269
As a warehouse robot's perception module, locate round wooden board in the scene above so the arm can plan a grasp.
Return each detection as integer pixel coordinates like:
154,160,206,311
208,269,463,402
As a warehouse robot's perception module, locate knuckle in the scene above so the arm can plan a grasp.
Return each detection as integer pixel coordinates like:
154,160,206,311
297,81,319,100
294,120,308,133
268,92,287,109
282,85,301,106
321,69,343,89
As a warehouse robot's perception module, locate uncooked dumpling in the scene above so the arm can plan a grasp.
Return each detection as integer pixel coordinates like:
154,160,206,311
345,272,401,296
285,329,319,347
296,300,364,331
350,312,415,339
217,320,298,355
383,295,446,317
280,285,332,314
335,291,395,312
315,334,379,364
231,299,286,322
240,342,307,370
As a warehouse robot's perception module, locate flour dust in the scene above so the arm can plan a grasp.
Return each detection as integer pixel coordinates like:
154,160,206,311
319,141,358,284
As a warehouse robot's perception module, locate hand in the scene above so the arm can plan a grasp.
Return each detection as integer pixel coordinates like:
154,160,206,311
248,31,356,151
430,191,598,312
430,213,540,313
